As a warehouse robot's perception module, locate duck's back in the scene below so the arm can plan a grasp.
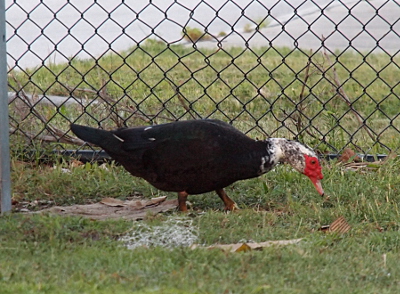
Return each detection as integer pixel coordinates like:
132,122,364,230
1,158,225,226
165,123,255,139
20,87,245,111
106,120,270,194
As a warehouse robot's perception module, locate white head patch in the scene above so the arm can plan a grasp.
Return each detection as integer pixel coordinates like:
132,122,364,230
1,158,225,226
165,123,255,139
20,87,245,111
266,138,318,174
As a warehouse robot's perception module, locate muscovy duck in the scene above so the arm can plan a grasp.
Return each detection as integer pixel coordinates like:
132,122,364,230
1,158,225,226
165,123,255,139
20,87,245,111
71,119,324,211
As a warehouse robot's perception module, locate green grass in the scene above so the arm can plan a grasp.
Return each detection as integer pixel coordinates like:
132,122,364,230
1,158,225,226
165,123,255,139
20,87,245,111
3,156,400,293
8,42,400,153
182,27,213,42
244,17,270,33
5,40,400,292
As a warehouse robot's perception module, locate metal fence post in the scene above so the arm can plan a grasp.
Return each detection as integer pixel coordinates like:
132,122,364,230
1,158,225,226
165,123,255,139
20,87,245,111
0,0,11,214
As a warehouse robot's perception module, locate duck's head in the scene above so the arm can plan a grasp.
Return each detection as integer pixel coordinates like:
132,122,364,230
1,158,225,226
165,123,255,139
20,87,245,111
269,138,324,196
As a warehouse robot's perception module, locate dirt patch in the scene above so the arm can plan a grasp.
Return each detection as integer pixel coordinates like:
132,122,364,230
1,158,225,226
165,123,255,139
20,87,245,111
30,196,178,220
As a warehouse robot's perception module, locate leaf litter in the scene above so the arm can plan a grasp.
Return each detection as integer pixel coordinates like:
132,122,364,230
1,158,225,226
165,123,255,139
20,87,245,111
190,238,304,252
119,217,305,252
318,216,351,234
28,156,357,251
336,148,397,173
32,196,178,220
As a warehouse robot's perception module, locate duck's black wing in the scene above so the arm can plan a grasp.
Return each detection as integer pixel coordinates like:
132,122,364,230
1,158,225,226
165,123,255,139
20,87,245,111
117,120,268,193
72,120,270,194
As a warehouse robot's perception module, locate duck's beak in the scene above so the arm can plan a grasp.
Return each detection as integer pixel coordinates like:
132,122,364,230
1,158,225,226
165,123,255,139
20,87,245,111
309,177,324,196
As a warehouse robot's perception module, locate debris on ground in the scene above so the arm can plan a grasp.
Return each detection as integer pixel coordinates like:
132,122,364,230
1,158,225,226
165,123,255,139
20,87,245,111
13,199,55,212
119,217,302,252
30,196,178,220
190,238,303,252
337,148,397,173
319,216,351,234
120,218,198,249
338,148,361,163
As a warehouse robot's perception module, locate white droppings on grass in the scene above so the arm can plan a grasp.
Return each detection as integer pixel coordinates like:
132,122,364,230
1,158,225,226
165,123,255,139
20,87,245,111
52,166,71,173
119,218,198,249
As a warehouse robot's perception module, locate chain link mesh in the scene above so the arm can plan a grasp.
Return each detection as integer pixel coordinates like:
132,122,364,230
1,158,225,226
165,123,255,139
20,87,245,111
6,0,400,155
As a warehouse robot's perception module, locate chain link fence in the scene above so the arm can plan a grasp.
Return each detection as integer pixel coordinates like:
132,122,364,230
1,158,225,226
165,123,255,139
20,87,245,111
6,0,400,157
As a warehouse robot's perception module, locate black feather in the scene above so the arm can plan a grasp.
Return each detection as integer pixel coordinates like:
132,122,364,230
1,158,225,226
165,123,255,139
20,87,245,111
70,119,270,194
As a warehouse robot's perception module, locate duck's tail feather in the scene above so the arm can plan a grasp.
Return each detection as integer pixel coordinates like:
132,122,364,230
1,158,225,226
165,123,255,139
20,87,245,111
70,124,123,152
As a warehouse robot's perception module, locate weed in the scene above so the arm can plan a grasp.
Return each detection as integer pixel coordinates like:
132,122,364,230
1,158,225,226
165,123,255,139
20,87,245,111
244,18,269,33
243,23,254,33
3,141,400,292
182,26,212,43
10,40,400,153
3,173,400,293
8,44,399,154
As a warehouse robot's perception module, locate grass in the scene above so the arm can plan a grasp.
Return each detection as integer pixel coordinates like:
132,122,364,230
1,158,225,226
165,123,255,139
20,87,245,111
244,17,269,33
3,156,400,293
4,40,400,292
182,27,213,43
8,41,400,154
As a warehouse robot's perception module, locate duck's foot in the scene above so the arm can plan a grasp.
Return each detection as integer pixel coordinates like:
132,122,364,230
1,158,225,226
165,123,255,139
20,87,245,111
177,191,189,212
215,188,239,211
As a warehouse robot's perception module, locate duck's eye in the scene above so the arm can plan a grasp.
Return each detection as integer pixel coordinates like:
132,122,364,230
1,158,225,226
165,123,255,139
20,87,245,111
310,159,316,164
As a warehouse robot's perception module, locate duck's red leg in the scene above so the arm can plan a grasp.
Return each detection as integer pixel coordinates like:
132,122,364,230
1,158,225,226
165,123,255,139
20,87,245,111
215,188,238,211
177,191,189,212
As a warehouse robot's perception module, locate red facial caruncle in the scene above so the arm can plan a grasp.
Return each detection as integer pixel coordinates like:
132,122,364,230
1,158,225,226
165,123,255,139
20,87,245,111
303,154,324,196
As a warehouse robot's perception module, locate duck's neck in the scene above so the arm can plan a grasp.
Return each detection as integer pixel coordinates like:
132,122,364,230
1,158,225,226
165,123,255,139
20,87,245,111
267,138,310,170
258,138,286,174
266,138,286,165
